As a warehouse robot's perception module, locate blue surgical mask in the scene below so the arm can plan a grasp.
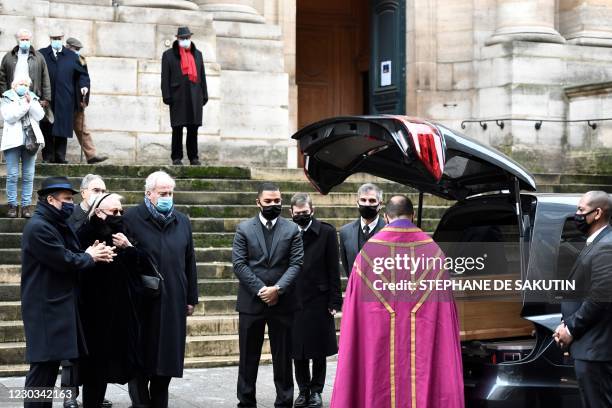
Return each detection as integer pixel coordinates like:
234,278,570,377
15,85,28,96
178,39,191,49
51,40,62,51
60,202,75,219
74,50,80,56
19,40,30,52
156,197,173,213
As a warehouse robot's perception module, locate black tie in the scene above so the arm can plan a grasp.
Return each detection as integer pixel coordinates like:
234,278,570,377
266,221,273,230
363,225,370,237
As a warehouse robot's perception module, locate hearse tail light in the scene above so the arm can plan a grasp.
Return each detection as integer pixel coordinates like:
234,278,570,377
394,117,445,181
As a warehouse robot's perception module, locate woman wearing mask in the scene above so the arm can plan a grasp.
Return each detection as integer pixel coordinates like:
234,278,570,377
1,75,45,218
76,193,147,408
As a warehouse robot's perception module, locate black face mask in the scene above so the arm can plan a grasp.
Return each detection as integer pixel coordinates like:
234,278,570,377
358,204,379,220
574,209,596,234
90,214,124,244
292,213,312,228
260,204,282,221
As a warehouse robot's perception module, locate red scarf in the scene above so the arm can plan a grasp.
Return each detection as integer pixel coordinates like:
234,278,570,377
179,46,198,83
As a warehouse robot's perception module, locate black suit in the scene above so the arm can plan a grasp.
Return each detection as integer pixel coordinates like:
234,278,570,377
339,216,385,276
232,215,303,407
561,225,612,408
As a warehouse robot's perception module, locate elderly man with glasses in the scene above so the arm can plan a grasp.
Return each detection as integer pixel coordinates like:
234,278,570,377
68,173,107,230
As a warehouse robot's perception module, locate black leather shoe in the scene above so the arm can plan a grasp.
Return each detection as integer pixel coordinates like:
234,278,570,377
189,158,201,166
56,159,69,164
294,390,310,407
87,155,108,164
172,159,183,165
308,392,322,408
63,399,79,408
100,398,112,407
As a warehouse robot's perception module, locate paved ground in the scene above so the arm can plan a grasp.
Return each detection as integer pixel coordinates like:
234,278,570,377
0,362,337,407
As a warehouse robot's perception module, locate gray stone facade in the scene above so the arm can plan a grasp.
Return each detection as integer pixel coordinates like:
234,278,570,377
1,0,612,171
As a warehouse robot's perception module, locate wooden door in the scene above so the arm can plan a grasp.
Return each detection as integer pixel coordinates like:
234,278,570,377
296,0,370,166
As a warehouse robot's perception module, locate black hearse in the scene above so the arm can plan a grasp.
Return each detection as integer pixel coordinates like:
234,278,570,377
292,116,585,407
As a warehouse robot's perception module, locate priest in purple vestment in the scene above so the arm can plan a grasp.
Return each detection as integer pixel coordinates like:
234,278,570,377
331,194,464,408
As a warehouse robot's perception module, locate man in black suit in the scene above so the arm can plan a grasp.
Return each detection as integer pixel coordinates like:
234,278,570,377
289,193,342,408
232,182,304,407
339,183,386,276
555,190,612,408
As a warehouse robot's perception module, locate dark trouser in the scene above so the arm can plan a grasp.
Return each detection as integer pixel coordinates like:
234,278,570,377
24,361,61,408
128,374,171,408
294,357,326,394
574,359,612,408
82,377,107,408
60,360,80,403
40,120,67,163
238,312,293,408
171,125,199,161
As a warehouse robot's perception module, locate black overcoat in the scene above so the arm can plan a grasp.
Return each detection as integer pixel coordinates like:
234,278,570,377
122,203,198,377
292,218,342,359
76,219,145,384
21,202,95,363
161,41,208,127
38,46,89,138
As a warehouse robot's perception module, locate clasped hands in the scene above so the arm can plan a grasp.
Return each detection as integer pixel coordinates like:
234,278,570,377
258,286,279,306
553,323,573,349
85,240,117,263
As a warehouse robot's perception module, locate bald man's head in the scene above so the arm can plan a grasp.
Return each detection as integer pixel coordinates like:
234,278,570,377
385,195,414,222
576,191,612,235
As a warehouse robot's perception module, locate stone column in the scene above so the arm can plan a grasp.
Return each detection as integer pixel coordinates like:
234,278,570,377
194,0,265,23
560,0,612,47
117,0,199,9
486,0,565,45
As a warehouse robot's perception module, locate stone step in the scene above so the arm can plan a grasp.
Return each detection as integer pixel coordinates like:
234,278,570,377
0,191,448,206
0,335,259,365
33,164,251,179
0,354,276,377
0,262,239,283
0,315,342,342
0,176,413,195
0,295,237,322
0,277,348,302
252,167,612,184
0,205,449,226
0,217,440,235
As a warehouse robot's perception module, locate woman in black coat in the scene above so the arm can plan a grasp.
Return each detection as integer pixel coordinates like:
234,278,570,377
290,193,343,408
161,26,208,165
76,193,148,407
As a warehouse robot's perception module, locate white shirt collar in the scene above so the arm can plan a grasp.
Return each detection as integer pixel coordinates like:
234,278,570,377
298,220,313,232
587,225,607,244
360,216,379,231
259,212,278,227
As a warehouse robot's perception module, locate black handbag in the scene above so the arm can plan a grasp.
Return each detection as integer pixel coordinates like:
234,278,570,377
23,123,40,155
140,255,164,298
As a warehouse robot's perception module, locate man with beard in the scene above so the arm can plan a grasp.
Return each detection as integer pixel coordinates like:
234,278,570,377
339,183,386,277
76,193,144,408
232,182,303,407
122,171,198,408
289,193,342,408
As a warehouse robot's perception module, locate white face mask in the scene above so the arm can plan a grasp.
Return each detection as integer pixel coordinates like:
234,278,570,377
178,39,191,49
87,194,100,207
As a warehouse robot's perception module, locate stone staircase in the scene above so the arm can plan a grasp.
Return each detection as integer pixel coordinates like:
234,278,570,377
0,164,612,376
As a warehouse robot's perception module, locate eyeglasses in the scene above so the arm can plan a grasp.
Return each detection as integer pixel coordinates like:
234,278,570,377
102,209,124,216
90,188,107,194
